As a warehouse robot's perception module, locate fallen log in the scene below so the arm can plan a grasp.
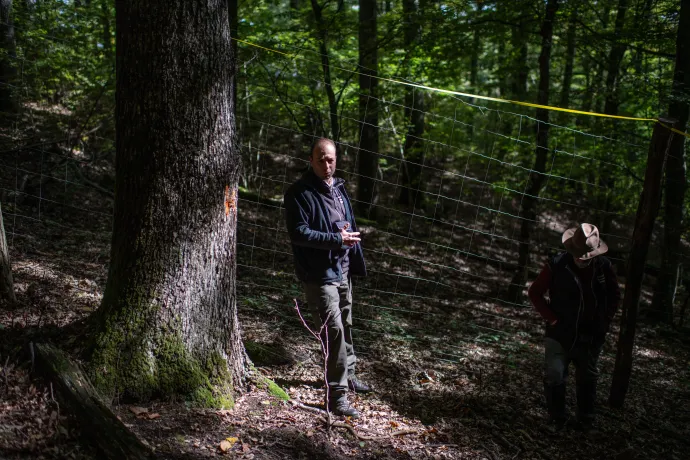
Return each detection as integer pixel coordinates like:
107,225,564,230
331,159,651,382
32,343,155,460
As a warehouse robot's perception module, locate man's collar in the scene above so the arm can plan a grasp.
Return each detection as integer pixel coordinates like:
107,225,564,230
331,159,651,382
303,168,345,189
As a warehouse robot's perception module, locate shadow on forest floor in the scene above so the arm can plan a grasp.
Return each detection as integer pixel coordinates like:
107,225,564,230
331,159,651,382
1,124,689,459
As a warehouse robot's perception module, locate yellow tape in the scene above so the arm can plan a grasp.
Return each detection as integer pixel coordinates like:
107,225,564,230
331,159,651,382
233,38,690,139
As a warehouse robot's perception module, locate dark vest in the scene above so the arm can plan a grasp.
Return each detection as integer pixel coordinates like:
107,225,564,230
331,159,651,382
547,252,611,348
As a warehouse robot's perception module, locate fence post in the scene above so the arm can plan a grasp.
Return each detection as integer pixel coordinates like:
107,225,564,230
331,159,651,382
609,118,677,408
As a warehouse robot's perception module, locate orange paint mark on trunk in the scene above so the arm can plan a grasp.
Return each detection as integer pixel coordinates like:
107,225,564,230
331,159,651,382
224,185,237,216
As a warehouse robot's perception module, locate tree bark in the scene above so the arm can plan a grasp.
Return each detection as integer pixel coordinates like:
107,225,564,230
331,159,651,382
603,0,629,116
357,0,379,217
398,0,425,206
508,0,559,303
651,0,690,324
610,119,675,408
88,0,246,406
0,202,16,307
0,0,17,113
310,0,340,141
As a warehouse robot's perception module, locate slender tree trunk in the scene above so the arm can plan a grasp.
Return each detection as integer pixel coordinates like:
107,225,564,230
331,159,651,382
470,1,483,90
609,119,674,408
598,0,629,235
228,0,238,108
559,3,577,109
99,0,113,61
89,0,246,405
0,0,17,113
651,0,690,324
398,0,425,206
357,0,379,217
582,53,603,114
310,0,340,141
604,0,629,116
511,25,529,102
508,0,559,303
0,203,16,307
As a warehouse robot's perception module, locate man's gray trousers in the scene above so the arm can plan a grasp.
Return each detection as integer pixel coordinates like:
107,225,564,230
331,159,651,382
303,278,356,401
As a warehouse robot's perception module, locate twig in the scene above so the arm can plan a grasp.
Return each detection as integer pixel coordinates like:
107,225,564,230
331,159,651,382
2,355,9,393
294,299,332,426
50,382,61,432
29,342,34,372
291,400,327,415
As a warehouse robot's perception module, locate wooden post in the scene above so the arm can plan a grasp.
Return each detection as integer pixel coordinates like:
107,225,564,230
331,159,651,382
609,118,677,408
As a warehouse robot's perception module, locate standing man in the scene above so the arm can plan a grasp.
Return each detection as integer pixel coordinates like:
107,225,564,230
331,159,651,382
528,223,621,433
284,138,371,419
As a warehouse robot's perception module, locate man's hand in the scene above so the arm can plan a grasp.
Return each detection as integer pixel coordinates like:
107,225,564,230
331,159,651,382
339,223,361,247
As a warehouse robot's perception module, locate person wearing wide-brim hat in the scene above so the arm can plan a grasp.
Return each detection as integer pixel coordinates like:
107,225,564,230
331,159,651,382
528,223,621,433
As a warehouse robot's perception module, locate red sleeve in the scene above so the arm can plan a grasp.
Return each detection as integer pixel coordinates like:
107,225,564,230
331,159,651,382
528,263,557,323
604,264,621,322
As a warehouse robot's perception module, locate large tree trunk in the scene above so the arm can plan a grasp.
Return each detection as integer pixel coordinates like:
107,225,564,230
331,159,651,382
0,0,17,113
651,0,690,324
508,0,559,303
398,0,425,206
603,0,629,116
88,0,246,406
310,0,340,141
357,0,379,217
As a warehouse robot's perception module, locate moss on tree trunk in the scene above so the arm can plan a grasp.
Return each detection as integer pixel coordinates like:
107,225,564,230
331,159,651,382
87,0,246,407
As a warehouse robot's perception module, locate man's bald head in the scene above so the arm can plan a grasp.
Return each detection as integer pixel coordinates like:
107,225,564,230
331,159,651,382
310,138,336,157
309,138,337,181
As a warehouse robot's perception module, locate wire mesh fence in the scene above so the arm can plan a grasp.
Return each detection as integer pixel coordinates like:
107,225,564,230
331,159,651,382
0,19,688,383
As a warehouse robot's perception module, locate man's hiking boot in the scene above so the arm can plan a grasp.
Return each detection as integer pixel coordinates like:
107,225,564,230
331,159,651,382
328,398,361,419
348,376,372,394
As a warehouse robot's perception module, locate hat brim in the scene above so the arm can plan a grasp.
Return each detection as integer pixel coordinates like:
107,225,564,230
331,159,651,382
562,227,608,260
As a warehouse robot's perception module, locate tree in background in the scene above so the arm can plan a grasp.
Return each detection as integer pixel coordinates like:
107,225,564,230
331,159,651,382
357,0,379,217
508,0,559,303
88,0,246,405
398,0,426,207
310,0,341,141
651,0,690,324
0,0,17,113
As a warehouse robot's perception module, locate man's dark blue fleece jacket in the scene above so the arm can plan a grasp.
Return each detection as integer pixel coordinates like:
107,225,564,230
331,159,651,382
284,169,366,284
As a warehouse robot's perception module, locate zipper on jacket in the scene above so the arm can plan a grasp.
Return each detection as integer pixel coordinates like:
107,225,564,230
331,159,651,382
566,265,584,352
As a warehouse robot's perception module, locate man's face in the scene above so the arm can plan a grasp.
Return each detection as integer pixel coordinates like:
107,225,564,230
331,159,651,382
310,143,337,181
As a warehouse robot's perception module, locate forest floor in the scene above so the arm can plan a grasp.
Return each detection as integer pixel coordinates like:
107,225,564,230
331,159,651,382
1,112,690,459
1,202,689,460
